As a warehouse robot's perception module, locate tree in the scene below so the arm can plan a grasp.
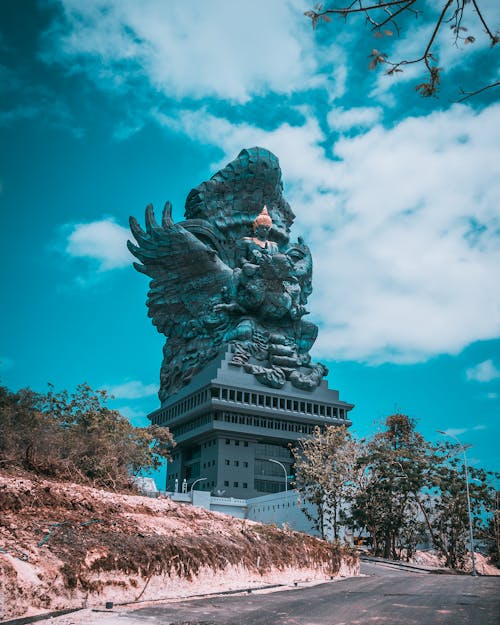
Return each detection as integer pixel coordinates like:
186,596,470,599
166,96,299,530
484,489,500,566
305,1,499,99
291,425,360,540
351,414,432,559
426,443,500,569
0,383,174,490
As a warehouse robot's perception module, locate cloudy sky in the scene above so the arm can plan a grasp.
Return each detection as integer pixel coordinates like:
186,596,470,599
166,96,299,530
1,0,499,486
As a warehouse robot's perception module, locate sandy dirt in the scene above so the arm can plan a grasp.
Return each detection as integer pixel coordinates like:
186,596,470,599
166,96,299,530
0,471,358,620
411,548,499,576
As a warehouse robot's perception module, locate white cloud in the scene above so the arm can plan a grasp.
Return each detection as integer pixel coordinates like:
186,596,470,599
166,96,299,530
441,428,468,438
65,219,130,270
327,106,383,131
157,103,500,364
106,380,158,399
466,360,500,383
42,0,329,103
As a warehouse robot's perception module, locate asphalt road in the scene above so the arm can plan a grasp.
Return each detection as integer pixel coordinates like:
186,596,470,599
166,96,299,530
117,562,500,625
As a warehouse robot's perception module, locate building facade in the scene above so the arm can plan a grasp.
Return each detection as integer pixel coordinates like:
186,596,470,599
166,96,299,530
149,349,354,498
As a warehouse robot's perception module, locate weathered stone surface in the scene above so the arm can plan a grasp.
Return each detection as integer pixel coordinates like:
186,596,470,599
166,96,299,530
128,147,327,402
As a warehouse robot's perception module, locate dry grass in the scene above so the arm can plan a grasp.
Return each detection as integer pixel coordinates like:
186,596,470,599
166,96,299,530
0,471,358,619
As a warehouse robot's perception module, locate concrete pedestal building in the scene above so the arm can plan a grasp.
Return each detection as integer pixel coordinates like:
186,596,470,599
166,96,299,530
149,349,353,498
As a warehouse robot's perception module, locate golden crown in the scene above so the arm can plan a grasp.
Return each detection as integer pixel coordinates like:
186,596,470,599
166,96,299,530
253,206,273,229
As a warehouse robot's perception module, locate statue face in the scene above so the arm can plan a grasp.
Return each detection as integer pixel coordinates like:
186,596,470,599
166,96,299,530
254,224,271,239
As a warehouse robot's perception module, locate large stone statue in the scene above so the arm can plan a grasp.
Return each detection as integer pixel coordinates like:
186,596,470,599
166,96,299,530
128,147,327,402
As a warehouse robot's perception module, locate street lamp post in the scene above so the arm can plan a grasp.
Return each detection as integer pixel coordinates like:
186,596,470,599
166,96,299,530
190,477,207,495
437,430,477,577
267,458,288,492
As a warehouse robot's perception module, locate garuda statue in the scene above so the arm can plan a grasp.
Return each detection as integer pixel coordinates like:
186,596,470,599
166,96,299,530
128,147,327,403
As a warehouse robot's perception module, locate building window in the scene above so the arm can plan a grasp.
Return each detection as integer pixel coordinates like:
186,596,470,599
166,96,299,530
244,441,248,447
243,483,248,488
235,440,240,446
243,461,248,467
233,482,238,487
224,481,229,487
226,439,230,444
225,459,230,465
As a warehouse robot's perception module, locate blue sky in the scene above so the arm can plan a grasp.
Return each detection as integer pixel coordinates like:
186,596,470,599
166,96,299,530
1,0,499,487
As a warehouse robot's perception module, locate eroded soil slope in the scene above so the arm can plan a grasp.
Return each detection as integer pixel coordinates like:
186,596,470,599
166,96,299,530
0,472,358,619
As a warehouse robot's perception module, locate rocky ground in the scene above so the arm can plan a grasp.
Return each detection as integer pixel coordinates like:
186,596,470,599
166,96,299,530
0,471,359,620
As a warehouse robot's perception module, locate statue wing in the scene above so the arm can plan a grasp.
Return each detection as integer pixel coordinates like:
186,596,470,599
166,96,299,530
127,202,233,336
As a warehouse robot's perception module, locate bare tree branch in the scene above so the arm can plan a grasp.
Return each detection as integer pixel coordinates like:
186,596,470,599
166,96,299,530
305,1,500,100
457,79,500,102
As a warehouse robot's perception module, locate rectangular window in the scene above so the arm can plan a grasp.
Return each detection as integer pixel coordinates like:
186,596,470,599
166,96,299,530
226,439,230,444
229,390,235,401
225,459,230,465
244,441,248,447
224,481,229,487
243,461,248,468
235,440,240,446
236,391,242,401
243,483,248,488
234,460,239,466
233,482,238,487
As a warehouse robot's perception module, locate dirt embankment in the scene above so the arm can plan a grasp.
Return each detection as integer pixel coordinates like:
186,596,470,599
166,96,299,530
0,472,358,620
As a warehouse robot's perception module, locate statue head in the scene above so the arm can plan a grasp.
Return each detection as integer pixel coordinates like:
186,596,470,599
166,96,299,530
253,206,273,231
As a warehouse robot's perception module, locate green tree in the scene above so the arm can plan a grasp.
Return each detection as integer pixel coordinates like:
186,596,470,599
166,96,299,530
427,444,499,569
351,414,432,559
291,425,360,540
